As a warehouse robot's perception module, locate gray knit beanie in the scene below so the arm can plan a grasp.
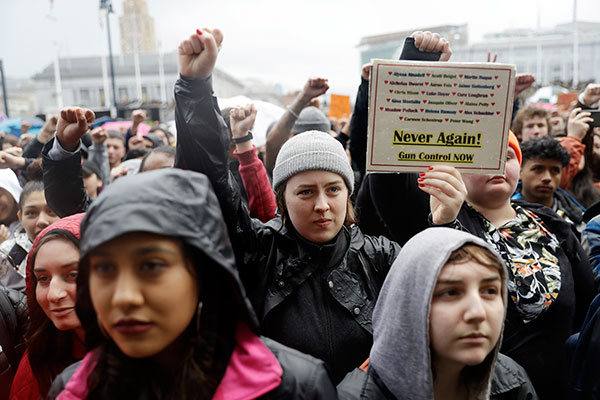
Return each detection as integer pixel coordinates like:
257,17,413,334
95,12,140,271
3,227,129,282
291,106,331,134
272,130,354,194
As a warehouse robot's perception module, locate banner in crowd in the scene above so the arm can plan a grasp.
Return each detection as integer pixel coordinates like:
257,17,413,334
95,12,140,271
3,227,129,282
329,94,351,119
366,59,516,174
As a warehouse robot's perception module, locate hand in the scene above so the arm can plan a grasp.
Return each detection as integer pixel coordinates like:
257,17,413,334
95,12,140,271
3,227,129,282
178,28,223,80
0,224,9,244
20,121,31,134
90,126,108,145
567,107,593,140
582,83,600,107
514,74,535,100
361,63,372,81
3,147,22,157
56,107,95,152
300,77,329,103
110,165,128,181
487,51,498,63
0,151,25,169
230,104,257,137
17,133,34,149
418,165,467,225
131,109,147,125
410,31,452,61
39,115,58,143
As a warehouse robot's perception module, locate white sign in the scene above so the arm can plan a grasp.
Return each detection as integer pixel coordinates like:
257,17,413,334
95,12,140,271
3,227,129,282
366,59,516,174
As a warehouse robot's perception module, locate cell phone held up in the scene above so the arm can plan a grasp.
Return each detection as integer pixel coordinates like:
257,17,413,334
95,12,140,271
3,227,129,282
584,109,600,128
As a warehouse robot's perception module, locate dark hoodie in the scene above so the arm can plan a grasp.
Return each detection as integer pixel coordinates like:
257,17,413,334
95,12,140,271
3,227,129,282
49,168,336,399
338,227,538,400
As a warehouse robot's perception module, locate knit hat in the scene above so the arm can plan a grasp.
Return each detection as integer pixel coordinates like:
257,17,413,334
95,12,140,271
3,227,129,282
508,130,522,166
291,107,331,135
272,130,354,194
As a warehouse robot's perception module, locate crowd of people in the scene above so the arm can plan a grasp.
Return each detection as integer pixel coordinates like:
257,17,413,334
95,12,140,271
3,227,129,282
0,27,600,399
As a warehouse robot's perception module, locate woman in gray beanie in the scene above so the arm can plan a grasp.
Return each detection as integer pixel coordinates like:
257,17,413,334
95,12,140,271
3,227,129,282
174,27,400,383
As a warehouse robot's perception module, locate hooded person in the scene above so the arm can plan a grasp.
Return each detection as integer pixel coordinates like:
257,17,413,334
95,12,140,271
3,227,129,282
9,213,86,400
0,168,22,234
46,168,336,399
338,227,538,400
174,28,401,383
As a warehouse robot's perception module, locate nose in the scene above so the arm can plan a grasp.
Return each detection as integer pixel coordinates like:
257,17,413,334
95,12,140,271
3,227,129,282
464,293,486,323
48,277,68,303
112,271,144,310
541,170,552,183
36,211,52,230
314,192,330,213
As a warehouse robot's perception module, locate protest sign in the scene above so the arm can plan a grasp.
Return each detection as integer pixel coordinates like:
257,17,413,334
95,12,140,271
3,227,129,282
329,94,351,119
366,59,516,174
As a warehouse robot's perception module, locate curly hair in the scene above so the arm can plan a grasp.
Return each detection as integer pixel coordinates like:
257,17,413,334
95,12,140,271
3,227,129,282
520,136,571,167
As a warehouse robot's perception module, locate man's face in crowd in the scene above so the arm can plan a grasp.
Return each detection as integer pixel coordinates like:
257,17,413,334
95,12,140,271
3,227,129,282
520,157,563,207
106,138,126,168
521,116,549,143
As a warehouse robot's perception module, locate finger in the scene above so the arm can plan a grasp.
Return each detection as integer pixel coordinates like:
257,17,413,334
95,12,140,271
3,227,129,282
419,32,432,51
492,53,498,63
189,34,204,54
197,30,219,61
410,31,424,47
181,40,194,55
440,42,452,62
487,51,491,62
84,109,95,124
427,33,441,52
210,28,224,49
76,109,88,131
250,104,257,117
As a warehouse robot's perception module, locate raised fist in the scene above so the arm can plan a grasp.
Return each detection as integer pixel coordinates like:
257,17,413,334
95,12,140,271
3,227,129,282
56,107,95,152
178,28,223,80
230,104,258,137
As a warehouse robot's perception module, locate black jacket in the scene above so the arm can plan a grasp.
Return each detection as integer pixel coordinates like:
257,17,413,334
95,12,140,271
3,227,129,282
0,287,28,400
337,354,538,400
174,76,401,382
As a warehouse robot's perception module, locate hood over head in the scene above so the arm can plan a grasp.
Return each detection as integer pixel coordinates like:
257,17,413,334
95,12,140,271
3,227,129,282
25,213,85,326
0,168,22,204
370,227,507,400
75,168,259,349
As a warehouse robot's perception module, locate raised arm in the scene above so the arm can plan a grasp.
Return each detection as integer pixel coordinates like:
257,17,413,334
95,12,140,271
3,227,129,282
230,104,277,222
264,77,329,175
42,107,94,217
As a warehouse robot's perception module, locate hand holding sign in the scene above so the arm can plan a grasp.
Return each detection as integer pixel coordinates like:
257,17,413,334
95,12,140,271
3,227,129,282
418,165,467,225
410,31,452,61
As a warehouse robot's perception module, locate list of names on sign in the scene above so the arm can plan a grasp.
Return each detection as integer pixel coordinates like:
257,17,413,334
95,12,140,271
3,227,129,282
367,59,516,174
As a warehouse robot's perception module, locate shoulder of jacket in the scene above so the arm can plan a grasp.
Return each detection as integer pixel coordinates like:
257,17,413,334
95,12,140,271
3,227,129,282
490,354,530,395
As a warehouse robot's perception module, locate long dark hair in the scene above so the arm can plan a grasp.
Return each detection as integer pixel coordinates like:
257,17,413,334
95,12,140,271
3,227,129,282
26,231,81,397
568,131,600,208
79,245,240,400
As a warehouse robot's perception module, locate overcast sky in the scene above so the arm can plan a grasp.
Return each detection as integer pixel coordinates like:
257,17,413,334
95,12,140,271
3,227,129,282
1,0,599,96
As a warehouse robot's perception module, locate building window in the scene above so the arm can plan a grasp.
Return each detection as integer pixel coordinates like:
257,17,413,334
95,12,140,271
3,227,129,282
142,86,148,103
119,87,129,103
99,88,106,107
80,89,90,106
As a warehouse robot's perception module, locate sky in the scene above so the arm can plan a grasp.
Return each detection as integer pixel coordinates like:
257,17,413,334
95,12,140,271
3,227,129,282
1,0,599,97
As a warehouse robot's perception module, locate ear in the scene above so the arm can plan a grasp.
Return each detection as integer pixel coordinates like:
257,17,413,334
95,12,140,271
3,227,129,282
17,209,22,223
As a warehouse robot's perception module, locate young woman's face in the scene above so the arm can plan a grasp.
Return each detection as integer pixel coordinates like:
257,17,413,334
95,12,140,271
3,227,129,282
18,190,59,242
284,170,348,243
88,233,199,359
34,238,82,331
429,260,504,369
462,147,520,208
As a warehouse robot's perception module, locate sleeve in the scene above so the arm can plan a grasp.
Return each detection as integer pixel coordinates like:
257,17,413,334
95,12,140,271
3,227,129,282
349,78,370,177
235,146,277,223
582,217,600,281
174,75,269,268
22,138,44,159
559,136,585,190
42,139,92,217
87,143,111,187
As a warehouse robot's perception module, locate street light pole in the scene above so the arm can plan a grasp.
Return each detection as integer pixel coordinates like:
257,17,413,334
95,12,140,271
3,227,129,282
101,0,118,117
0,60,9,118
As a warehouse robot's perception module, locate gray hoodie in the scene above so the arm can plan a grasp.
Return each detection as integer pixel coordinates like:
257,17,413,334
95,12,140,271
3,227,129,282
369,227,507,400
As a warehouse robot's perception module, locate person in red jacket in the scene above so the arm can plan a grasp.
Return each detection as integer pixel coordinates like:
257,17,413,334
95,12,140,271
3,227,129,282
9,213,85,399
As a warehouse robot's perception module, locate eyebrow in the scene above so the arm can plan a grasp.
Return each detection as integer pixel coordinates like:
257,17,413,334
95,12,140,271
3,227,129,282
34,261,78,273
436,276,501,285
296,180,344,188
